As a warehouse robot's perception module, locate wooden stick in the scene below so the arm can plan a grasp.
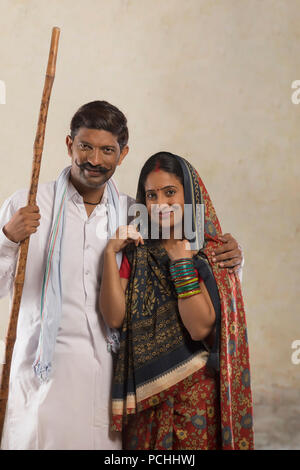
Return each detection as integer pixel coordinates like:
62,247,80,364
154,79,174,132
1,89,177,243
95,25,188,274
0,27,60,445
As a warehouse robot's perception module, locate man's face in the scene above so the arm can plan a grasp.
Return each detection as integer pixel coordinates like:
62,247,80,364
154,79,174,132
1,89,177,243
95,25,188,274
66,127,128,190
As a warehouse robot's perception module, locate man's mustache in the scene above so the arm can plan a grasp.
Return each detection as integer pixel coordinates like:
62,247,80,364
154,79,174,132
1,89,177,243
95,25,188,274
75,160,111,173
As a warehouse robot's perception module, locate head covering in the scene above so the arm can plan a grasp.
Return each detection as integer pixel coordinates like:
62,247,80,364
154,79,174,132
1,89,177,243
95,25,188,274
112,153,254,450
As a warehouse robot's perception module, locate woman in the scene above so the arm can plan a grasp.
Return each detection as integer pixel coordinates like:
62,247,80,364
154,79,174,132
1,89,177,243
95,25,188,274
100,152,254,450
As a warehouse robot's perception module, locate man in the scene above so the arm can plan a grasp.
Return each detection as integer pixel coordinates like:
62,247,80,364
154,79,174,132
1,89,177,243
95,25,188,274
0,100,243,449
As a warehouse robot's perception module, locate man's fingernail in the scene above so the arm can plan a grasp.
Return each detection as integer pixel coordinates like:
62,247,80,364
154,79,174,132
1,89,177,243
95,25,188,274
219,262,224,267
212,257,216,262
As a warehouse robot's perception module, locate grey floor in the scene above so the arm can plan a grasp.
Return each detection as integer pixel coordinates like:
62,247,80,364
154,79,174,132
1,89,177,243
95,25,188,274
253,387,300,450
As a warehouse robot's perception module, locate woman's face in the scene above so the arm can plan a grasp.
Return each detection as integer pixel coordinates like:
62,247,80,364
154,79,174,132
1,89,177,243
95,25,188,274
144,170,185,235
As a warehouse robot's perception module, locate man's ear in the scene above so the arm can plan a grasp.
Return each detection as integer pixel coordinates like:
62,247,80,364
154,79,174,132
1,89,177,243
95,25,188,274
66,135,73,157
117,145,129,166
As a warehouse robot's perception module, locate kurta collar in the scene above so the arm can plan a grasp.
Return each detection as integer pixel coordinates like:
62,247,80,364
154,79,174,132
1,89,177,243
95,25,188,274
67,177,108,207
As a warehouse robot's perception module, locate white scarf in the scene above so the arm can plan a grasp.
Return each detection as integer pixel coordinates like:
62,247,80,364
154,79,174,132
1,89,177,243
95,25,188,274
33,166,122,382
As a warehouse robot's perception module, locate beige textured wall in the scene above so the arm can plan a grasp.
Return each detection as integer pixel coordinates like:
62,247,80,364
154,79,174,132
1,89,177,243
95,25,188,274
0,0,299,449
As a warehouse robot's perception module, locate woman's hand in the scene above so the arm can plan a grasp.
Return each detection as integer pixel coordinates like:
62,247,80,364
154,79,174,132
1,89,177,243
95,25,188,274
166,239,196,261
100,225,143,329
106,225,144,254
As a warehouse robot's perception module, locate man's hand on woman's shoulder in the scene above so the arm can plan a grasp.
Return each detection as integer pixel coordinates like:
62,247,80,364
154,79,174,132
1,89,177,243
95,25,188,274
212,233,244,274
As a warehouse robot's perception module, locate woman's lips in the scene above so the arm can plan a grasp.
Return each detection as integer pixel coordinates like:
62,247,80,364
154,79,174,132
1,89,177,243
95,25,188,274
159,211,173,218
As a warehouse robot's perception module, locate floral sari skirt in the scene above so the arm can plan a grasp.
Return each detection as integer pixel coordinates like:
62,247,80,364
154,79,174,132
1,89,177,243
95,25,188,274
123,366,221,450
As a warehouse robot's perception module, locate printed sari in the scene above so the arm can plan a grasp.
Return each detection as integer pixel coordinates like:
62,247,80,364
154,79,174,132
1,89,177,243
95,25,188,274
111,154,254,450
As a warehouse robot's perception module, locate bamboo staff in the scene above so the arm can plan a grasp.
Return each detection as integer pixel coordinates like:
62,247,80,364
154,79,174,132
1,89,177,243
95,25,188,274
0,27,60,444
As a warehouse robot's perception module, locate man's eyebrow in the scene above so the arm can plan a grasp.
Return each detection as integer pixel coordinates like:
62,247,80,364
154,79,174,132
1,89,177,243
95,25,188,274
145,185,178,192
78,140,93,145
78,141,117,149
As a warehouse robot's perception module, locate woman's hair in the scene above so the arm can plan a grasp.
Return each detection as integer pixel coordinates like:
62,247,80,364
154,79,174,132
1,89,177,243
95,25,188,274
136,152,184,204
70,100,129,151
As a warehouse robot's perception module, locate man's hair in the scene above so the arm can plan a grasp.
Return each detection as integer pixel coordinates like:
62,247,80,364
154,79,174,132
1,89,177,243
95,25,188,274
70,100,129,151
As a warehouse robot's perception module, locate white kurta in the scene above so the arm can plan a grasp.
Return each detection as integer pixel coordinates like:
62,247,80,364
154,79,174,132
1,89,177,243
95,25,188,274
0,177,132,450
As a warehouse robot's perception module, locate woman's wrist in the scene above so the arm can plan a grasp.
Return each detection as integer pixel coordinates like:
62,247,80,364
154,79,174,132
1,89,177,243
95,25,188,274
105,243,119,256
169,258,202,299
